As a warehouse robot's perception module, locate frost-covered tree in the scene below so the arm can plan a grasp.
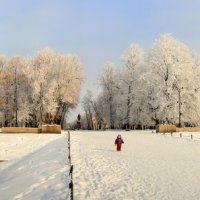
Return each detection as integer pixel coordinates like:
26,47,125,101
31,48,56,124
19,58,37,126
147,34,197,126
118,44,145,129
0,55,7,111
82,90,94,130
0,48,84,127
28,48,84,127
6,56,28,127
81,90,107,130
0,56,30,127
93,34,200,128
92,94,106,129
53,54,84,126
99,62,119,129
0,55,12,126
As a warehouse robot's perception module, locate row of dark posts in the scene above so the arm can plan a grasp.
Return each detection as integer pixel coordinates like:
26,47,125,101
68,131,73,200
168,132,193,140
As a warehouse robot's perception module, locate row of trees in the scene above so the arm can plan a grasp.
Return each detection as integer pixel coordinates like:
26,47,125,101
0,48,84,127
82,34,200,129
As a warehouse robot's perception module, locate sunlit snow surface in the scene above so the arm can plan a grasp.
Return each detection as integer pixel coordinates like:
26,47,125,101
0,133,69,200
71,130,200,200
1,131,200,200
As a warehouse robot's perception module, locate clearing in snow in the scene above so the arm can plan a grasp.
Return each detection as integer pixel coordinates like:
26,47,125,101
71,130,200,200
1,131,200,200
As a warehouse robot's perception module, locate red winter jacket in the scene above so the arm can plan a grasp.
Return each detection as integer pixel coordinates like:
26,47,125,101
115,138,124,145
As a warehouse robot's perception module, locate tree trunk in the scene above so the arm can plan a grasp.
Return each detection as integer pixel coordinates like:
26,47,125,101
109,95,114,129
60,103,67,129
126,85,131,129
14,67,18,127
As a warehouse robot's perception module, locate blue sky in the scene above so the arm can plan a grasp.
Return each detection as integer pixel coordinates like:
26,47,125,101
1,0,200,121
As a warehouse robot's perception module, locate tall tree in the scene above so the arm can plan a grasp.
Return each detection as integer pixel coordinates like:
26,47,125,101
0,48,84,127
119,44,145,129
147,34,196,126
99,62,118,129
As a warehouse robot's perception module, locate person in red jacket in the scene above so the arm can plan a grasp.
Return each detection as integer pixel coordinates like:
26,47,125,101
115,135,124,151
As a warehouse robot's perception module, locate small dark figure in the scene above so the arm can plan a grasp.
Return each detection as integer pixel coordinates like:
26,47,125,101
77,114,81,121
76,114,81,129
115,134,124,151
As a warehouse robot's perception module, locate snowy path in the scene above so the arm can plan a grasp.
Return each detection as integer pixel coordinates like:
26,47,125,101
71,130,200,200
0,134,69,200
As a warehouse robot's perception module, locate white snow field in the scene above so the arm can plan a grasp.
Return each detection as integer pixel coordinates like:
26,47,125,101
1,131,200,200
0,133,69,200
71,130,200,200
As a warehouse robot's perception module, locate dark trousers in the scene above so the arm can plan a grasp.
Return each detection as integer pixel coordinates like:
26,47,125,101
117,144,122,151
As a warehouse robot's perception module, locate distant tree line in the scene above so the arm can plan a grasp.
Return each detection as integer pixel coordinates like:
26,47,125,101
82,34,200,129
0,48,84,128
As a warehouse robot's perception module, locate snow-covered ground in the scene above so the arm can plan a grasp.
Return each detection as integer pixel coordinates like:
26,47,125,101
71,130,200,200
0,133,69,200
161,131,200,141
1,130,200,200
